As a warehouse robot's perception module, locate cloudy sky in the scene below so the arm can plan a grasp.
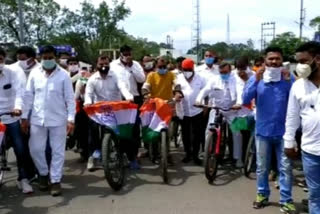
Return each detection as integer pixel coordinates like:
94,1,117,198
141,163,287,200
55,0,318,53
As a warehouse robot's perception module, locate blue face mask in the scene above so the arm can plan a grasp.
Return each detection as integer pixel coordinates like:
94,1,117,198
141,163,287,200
205,57,215,65
220,73,230,81
42,59,56,70
158,68,168,75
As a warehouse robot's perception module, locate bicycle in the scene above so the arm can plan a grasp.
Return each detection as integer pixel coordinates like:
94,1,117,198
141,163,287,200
244,129,256,179
141,98,174,184
0,112,13,187
195,105,233,183
84,101,138,191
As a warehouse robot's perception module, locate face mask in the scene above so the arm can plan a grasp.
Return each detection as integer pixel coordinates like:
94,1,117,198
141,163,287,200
59,59,68,66
18,58,31,70
69,65,80,73
263,66,282,83
99,66,110,75
42,59,56,70
220,73,230,81
205,57,215,65
0,63,4,73
144,62,154,70
120,54,129,64
296,63,312,79
183,71,194,80
158,68,168,75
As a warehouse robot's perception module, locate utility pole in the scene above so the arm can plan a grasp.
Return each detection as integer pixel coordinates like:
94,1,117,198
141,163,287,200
261,22,276,51
192,0,201,63
299,0,305,39
226,14,230,44
18,0,25,45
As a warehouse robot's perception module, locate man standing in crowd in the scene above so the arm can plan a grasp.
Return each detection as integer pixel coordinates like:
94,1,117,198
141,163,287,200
10,46,40,88
243,47,297,214
284,41,320,214
110,45,145,169
21,45,76,197
0,48,34,194
178,59,206,165
195,50,219,81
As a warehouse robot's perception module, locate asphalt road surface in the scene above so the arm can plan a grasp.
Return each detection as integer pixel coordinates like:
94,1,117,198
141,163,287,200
0,148,308,214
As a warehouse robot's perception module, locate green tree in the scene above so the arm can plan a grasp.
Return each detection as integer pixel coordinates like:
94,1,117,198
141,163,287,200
0,0,60,44
269,32,307,61
310,16,320,32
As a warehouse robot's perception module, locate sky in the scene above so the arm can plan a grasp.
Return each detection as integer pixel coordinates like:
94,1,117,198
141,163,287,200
54,0,318,53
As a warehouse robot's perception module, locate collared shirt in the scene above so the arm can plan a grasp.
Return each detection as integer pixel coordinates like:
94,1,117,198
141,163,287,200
243,75,293,138
196,74,237,109
195,63,219,83
84,71,131,105
178,73,206,117
22,66,76,127
232,68,254,105
0,66,23,124
284,79,320,156
9,61,41,86
110,59,145,97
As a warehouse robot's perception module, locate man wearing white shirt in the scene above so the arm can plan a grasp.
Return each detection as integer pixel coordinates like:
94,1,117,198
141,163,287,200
284,42,320,214
0,48,34,194
110,45,145,169
196,63,243,166
195,50,219,82
9,46,40,88
21,45,76,197
178,59,206,165
84,55,134,171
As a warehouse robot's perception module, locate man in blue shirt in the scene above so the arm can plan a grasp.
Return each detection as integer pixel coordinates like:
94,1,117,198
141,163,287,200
243,47,297,214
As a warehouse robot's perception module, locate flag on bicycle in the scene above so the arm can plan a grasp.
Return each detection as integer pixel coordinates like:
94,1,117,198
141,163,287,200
84,101,138,140
140,98,173,142
0,123,6,149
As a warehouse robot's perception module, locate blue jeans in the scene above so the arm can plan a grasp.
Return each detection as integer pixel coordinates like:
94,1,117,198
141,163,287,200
6,121,33,181
255,135,293,204
302,151,320,214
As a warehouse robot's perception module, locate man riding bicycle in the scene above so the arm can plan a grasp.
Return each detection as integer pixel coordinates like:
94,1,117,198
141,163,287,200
84,55,135,171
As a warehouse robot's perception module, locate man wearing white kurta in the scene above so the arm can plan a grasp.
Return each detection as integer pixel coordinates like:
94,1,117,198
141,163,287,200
21,45,75,197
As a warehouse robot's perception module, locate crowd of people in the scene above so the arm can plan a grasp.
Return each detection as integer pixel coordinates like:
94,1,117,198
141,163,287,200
0,41,319,214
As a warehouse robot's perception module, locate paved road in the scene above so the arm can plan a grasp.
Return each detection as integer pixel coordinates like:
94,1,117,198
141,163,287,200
0,148,307,214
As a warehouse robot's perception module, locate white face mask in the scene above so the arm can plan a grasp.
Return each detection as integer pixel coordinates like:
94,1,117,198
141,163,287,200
60,59,68,66
69,65,80,73
183,71,194,80
18,58,31,70
296,63,312,79
263,66,282,83
144,62,154,70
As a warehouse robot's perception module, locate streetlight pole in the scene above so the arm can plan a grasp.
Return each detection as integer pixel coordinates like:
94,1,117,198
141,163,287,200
18,0,25,45
299,0,304,39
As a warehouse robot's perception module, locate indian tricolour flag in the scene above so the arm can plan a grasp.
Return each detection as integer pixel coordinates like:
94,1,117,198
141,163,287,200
84,101,138,140
140,98,173,142
0,123,6,150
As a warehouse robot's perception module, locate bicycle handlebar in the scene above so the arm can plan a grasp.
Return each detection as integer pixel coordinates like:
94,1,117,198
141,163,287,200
0,112,12,117
193,104,234,111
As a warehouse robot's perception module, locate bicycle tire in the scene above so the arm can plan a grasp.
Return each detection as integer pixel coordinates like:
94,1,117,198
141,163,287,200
161,130,168,184
204,131,218,183
244,134,256,178
0,145,6,187
102,132,125,191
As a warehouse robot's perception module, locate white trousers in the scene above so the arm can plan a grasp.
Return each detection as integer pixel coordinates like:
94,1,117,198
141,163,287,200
206,109,242,160
29,124,67,183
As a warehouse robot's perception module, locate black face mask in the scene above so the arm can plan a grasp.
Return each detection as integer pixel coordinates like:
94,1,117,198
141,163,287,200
98,66,110,74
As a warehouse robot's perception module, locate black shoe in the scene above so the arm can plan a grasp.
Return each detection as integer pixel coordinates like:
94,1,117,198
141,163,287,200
51,183,62,197
39,175,49,191
193,158,202,166
182,156,192,163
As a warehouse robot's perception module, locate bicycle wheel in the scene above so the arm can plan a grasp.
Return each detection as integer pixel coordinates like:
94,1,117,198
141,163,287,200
0,144,6,187
161,130,168,184
244,134,256,178
102,132,125,191
204,131,218,183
